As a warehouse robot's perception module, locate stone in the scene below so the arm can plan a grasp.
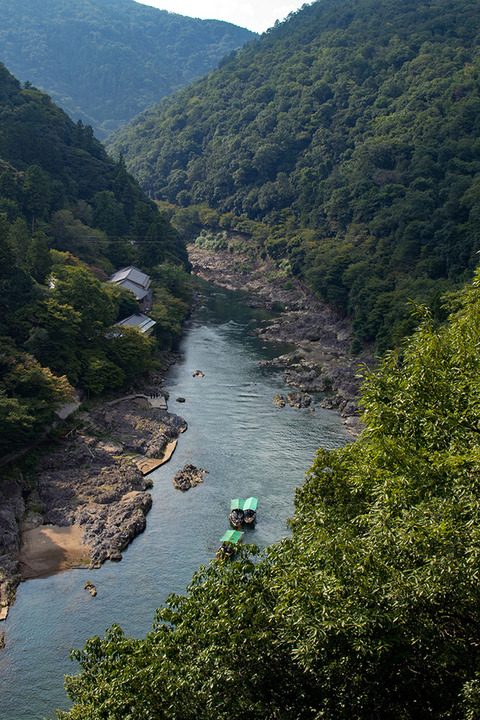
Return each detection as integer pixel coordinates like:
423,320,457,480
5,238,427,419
173,464,208,491
286,392,312,408
84,581,97,596
273,393,286,408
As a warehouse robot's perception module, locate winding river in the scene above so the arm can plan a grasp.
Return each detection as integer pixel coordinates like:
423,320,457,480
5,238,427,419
0,282,350,720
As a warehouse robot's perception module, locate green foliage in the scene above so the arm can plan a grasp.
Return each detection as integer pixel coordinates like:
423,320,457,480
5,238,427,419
0,0,256,140
110,0,480,350
81,353,125,395
57,269,480,718
106,326,155,380
150,291,191,350
0,344,73,454
194,229,228,251
0,63,190,455
53,265,117,339
150,263,193,304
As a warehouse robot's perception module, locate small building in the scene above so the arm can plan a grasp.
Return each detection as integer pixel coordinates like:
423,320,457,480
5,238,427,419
108,266,153,312
116,313,156,337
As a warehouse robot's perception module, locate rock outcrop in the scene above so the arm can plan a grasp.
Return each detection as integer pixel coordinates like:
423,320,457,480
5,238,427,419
0,394,187,623
286,392,312,408
173,464,208,491
0,474,27,619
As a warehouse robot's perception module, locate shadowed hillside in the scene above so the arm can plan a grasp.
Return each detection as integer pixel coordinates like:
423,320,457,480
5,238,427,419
0,62,190,454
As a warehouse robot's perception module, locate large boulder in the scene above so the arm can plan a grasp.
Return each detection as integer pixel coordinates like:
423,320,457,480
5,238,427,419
173,464,208,491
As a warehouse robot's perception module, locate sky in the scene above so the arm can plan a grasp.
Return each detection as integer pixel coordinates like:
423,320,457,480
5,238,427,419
134,0,311,34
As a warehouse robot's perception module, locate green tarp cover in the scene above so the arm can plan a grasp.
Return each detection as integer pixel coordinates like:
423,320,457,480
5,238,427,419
220,530,244,543
243,496,258,511
231,499,244,510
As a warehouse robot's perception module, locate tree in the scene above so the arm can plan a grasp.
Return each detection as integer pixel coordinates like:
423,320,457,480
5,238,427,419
8,217,30,268
106,326,155,379
92,190,127,235
53,265,117,340
0,347,73,454
80,354,125,395
22,164,51,230
26,297,83,383
26,231,52,283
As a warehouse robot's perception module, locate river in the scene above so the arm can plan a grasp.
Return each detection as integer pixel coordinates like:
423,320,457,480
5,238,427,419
0,282,351,720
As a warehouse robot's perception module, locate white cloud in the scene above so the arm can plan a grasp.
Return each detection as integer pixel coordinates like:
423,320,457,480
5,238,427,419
134,0,309,33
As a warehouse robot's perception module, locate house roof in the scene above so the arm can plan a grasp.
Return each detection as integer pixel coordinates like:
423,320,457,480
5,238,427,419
116,313,156,334
108,266,151,290
114,279,150,301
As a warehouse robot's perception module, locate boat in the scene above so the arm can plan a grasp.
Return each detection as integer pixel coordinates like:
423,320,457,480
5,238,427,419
216,529,244,559
229,498,245,528
243,496,258,525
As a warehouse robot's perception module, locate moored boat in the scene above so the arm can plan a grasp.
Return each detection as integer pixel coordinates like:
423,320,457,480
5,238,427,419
229,498,244,528
216,529,244,559
243,496,258,525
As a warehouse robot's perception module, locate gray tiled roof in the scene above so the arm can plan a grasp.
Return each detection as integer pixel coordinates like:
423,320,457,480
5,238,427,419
108,266,151,290
116,313,156,333
115,279,150,300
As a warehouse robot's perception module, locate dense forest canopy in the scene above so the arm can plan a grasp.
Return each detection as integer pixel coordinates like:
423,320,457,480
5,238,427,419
0,0,256,139
56,268,480,719
109,0,480,351
0,63,190,456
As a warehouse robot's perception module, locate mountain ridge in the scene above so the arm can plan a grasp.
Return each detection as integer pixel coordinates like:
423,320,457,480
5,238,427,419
0,0,256,138
108,0,480,351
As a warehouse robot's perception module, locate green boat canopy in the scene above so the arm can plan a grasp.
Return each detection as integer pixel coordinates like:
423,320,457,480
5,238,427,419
230,499,244,510
220,529,244,543
243,496,258,512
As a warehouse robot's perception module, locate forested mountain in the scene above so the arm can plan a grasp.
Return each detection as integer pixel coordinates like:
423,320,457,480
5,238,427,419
0,63,190,456
57,269,480,719
0,0,256,139
109,0,480,351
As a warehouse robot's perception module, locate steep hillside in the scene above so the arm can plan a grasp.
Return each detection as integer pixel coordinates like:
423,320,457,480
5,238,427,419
0,62,189,455
0,0,256,138
109,0,480,350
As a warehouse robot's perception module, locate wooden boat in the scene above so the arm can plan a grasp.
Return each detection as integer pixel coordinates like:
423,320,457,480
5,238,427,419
229,498,244,528
216,529,244,559
243,496,258,525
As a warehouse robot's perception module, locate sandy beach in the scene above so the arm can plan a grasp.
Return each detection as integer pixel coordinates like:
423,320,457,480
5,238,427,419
18,525,92,580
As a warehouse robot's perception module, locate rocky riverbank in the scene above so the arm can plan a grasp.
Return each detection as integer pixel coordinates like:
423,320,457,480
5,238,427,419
188,241,374,432
0,244,372,634
0,371,187,630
